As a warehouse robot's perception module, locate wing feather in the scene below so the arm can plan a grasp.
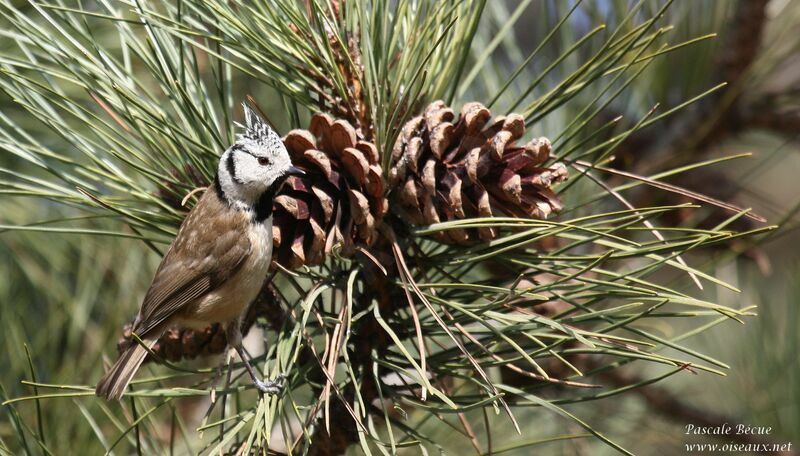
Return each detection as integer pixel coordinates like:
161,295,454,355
134,275,213,336
133,189,252,336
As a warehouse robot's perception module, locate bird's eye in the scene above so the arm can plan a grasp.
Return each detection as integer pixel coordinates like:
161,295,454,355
257,157,270,166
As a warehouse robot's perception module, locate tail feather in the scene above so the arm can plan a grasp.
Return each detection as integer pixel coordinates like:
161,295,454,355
96,333,160,400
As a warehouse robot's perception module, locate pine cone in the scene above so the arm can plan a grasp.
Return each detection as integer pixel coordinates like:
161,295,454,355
275,114,388,268
389,101,567,243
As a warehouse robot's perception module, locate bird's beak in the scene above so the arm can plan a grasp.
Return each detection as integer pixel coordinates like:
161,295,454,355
286,166,305,177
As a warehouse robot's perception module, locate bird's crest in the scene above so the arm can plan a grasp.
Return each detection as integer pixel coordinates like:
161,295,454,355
242,101,272,141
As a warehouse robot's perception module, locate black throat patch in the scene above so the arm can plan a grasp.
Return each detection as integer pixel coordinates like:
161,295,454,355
252,174,292,223
253,186,276,223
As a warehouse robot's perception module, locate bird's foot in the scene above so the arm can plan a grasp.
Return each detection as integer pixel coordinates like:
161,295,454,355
253,373,286,396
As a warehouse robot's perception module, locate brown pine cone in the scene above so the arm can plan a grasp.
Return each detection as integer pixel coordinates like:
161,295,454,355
276,114,388,268
389,101,567,243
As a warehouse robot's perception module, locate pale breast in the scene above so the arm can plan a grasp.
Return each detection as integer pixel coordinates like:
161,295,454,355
181,217,273,327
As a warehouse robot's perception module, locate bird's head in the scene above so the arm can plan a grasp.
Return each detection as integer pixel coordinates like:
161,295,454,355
217,102,304,207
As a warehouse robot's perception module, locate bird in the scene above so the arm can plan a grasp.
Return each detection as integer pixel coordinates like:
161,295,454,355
96,101,304,400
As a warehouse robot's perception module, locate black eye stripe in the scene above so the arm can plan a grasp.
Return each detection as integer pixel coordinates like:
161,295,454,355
226,148,247,184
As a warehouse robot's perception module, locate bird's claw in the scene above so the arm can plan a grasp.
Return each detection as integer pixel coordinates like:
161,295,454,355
253,373,286,396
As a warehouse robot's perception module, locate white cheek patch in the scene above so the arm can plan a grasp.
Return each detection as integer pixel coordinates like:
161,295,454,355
232,150,254,183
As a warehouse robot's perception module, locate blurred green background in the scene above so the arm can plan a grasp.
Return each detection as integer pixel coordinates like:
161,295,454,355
2,1,799,454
